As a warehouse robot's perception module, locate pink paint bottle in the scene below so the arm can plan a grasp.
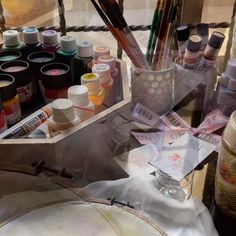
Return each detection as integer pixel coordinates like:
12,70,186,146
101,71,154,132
41,63,72,104
42,30,60,53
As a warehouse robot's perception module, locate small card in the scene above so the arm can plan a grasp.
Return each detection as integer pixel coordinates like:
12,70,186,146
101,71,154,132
150,133,216,181
114,144,157,177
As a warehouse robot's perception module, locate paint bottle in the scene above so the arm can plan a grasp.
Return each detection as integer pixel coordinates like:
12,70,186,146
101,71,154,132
92,63,115,107
93,46,110,63
80,73,105,106
0,50,21,66
199,31,225,70
0,95,7,134
56,35,77,65
215,111,236,219
176,25,190,57
72,41,94,85
42,30,60,53
23,27,42,57
41,63,72,104
27,51,55,98
47,98,80,136
0,104,52,139
2,30,25,52
68,85,95,121
0,60,33,105
196,23,209,54
0,74,21,126
183,34,202,69
98,55,120,101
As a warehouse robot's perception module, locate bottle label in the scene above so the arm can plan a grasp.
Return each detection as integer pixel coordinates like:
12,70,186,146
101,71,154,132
3,98,21,126
0,110,7,133
44,87,68,104
183,49,200,68
17,82,33,103
215,142,236,217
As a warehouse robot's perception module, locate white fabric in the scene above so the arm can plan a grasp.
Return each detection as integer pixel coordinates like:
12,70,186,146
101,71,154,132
84,175,219,236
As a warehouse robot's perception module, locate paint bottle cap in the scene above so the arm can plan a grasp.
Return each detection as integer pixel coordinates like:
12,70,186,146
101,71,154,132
51,98,75,123
187,34,202,52
0,74,17,101
176,25,190,42
77,41,93,58
224,58,236,80
224,111,236,148
94,46,110,60
92,63,111,84
98,55,116,73
208,31,225,49
196,23,209,37
3,30,21,47
81,73,100,96
23,27,40,44
42,30,59,46
68,85,89,106
60,35,77,53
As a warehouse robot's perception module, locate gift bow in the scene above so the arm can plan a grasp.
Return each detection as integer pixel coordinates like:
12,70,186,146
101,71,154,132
131,103,228,151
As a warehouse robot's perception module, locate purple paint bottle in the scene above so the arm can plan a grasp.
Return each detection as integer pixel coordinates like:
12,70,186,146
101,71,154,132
42,30,60,53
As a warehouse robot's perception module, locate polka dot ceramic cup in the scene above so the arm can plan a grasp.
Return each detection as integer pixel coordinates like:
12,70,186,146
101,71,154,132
131,63,175,115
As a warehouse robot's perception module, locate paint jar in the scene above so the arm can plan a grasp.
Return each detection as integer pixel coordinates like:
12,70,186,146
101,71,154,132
23,27,42,57
56,35,77,65
41,63,72,104
93,46,110,63
68,85,95,122
47,98,80,136
0,60,33,105
28,51,55,98
80,73,105,107
42,30,60,53
72,41,94,85
176,25,190,57
2,30,25,52
0,74,21,126
0,50,21,66
0,95,7,133
92,63,115,107
183,34,202,69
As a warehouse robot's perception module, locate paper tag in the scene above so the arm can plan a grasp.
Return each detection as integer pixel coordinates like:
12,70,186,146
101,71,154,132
197,109,228,133
132,103,160,126
150,134,216,181
197,133,221,153
114,144,157,176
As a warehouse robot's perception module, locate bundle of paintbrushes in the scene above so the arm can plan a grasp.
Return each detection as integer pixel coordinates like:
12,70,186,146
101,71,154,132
90,0,150,69
146,0,178,70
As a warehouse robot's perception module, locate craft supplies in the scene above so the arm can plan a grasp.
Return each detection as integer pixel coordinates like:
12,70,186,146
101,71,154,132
93,46,110,62
23,27,42,56
0,104,52,139
68,85,95,121
80,73,105,106
196,23,209,53
0,74,21,126
47,99,80,135
0,96,7,134
176,25,190,56
42,30,60,53
183,34,202,69
215,111,236,219
56,35,77,65
41,63,71,104
2,30,25,52
0,60,33,105
72,41,94,85
0,51,21,65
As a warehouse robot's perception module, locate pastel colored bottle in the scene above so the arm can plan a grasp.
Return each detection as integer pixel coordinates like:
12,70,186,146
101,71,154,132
2,30,25,52
72,41,94,85
47,98,80,137
93,46,110,63
42,30,60,53
92,63,115,107
68,85,95,121
80,73,105,107
23,27,42,57
56,35,77,66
